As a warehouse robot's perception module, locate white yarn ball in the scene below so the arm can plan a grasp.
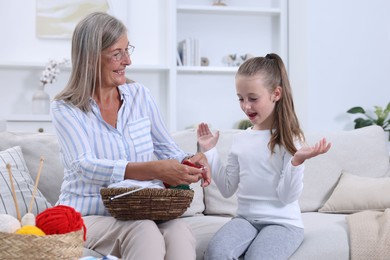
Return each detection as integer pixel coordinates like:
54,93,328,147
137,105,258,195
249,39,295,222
0,214,21,233
21,213,36,227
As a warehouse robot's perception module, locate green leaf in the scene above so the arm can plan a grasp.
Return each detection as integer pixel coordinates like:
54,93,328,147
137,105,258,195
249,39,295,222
386,102,390,112
354,118,374,129
347,107,366,114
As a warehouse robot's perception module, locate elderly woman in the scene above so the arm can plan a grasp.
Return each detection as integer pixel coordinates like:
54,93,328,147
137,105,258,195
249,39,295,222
51,12,210,260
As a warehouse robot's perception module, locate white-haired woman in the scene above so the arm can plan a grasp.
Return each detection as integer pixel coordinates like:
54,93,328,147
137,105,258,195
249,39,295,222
51,12,210,260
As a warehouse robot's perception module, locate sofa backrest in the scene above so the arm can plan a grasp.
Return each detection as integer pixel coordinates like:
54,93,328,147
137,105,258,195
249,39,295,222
1,125,388,216
301,125,389,211
171,125,390,215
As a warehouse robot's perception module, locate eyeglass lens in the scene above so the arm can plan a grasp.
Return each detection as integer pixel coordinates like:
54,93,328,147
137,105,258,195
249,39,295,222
114,45,135,61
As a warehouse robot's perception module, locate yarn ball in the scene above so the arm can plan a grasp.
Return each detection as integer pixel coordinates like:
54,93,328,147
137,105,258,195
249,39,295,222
36,205,86,240
0,214,21,233
21,213,36,227
15,225,45,236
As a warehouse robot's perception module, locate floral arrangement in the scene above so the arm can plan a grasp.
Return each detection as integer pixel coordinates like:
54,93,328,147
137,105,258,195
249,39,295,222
40,58,69,87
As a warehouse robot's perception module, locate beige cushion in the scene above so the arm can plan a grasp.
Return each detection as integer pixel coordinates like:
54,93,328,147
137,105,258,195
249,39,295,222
171,129,205,216
0,146,51,218
300,125,390,212
181,180,205,217
319,172,390,213
0,132,63,205
172,129,240,216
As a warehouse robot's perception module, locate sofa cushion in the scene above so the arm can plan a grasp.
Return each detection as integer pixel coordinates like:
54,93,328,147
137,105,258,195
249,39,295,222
318,171,390,213
181,215,231,260
0,146,51,218
289,212,349,260
171,129,240,216
300,125,389,212
171,129,205,216
0,132,63,205
203,130,239,216
182,180,205,217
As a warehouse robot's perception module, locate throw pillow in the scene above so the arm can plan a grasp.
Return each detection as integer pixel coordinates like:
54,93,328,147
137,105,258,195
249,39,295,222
319,171,390,213
0,146,51,219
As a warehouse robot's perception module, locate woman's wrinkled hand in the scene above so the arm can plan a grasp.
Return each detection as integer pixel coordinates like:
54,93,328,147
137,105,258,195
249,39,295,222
157,156,211,187
187,152,211,187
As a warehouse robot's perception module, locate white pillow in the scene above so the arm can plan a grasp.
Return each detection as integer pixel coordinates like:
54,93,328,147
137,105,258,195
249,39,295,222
319,171,390,213
181,181,205,217
0,146,51,219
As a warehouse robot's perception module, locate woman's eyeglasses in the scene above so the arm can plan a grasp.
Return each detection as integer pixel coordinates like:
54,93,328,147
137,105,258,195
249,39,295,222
106,44,135,61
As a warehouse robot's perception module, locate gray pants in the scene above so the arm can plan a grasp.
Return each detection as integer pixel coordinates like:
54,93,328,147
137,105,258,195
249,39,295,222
204,217,304,260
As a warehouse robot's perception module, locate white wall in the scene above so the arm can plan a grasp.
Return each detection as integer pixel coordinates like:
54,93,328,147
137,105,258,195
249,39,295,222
289,0,390,132
0,0,389,133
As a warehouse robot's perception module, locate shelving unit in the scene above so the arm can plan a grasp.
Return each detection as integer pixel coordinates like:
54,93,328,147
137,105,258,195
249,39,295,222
172,0,288,130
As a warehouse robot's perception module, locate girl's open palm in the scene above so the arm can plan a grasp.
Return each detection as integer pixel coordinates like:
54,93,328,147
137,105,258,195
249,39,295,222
197,123,220,152
292,138,331,166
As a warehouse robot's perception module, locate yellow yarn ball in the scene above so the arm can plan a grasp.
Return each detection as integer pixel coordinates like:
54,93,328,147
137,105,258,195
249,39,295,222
15,225,46,236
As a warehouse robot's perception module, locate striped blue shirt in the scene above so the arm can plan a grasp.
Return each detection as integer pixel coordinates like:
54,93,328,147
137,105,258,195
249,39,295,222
51,82,188,216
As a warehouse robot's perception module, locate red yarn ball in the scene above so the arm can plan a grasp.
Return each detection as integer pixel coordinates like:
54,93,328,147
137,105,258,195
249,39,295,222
36,205,86,241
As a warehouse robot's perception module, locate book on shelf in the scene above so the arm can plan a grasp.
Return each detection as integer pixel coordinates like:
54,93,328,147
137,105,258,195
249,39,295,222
177,37,200,66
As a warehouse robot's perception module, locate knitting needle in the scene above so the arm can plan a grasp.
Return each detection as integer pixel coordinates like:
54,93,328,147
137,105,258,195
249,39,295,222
110,185,153,201
6,163,21,222
28,156,44,214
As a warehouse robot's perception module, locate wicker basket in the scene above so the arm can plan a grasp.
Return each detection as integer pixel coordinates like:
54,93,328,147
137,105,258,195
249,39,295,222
0,230,83,259
101,187,194,221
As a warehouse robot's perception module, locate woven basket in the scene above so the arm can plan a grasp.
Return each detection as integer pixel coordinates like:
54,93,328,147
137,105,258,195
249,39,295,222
0,229,83,259
101,187,194,221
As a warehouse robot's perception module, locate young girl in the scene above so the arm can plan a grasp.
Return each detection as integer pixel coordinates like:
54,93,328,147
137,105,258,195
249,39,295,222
197,53,331,260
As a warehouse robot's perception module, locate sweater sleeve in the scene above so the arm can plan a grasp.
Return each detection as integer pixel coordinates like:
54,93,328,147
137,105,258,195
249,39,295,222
205,147,240,198
276,143,305,204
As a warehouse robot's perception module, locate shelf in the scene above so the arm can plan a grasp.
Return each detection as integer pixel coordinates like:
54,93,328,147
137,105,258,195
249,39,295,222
177,66,237,74
7,114,52,122
177,5,281,16
0,62,169,73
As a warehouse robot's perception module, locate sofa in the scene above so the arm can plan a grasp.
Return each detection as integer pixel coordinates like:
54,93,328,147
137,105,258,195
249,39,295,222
0,125,389,259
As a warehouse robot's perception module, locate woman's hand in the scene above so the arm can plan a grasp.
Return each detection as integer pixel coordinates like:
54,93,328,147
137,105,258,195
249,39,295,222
292,138,331,166
156,158,209,187
186,152,211,187
197,122,219,152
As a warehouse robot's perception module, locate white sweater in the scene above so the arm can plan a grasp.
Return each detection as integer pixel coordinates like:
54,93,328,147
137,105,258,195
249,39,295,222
205,129,304,228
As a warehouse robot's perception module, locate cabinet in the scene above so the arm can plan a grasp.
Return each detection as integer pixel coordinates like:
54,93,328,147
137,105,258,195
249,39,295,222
170,0,288,130
6,115,54,133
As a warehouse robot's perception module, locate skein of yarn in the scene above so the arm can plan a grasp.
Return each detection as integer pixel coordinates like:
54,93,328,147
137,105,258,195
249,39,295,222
0,214,21,233
36,205,86,240
21,212,36,227
15,225,45,236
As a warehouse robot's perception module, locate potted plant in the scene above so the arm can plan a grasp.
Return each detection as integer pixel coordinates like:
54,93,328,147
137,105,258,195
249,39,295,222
347,102,390,141
236,119,253,130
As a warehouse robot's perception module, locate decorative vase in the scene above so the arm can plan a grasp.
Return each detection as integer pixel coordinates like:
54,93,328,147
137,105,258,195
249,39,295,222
32,85,50,114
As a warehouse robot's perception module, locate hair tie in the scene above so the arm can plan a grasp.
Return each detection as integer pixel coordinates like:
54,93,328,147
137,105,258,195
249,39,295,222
265,54,273,59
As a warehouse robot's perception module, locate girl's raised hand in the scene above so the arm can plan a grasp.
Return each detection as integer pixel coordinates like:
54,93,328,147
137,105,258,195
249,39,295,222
292,138,331,166
197,123,220,152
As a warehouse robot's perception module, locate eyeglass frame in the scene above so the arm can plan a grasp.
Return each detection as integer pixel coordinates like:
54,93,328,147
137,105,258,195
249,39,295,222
103,44,135,61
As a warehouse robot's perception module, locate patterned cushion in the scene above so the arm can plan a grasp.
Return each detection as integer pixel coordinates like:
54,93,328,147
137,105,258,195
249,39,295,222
0,146,51,219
